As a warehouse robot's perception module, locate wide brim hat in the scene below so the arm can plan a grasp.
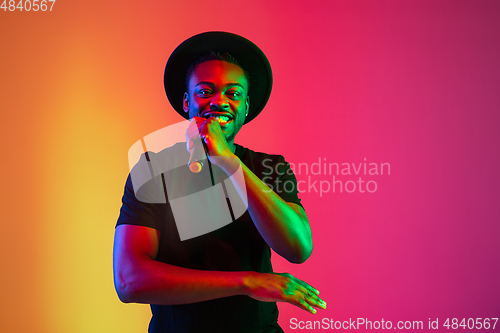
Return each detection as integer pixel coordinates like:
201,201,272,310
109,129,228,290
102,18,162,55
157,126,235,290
164,31,273,124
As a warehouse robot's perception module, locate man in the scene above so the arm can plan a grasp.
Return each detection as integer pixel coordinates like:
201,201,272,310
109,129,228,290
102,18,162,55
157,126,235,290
113,32,326,332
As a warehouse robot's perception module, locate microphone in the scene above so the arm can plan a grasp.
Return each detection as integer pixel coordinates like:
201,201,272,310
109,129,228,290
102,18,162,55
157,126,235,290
188,140,207,173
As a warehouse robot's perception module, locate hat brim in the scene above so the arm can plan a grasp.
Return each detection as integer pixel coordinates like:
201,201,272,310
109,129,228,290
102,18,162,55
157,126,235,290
164,31,272,124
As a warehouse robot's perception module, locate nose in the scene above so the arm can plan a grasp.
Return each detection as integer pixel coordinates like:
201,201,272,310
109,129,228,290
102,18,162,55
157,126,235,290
210,92,229,111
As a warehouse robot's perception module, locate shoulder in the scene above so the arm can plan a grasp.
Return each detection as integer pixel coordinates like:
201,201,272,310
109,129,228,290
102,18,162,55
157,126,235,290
130,142,188,175
235,143,286,164
126,142,188,203
235,143,292,177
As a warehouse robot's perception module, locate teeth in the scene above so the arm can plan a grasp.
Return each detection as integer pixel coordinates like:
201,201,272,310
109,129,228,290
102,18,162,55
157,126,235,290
213,116,231,123
203,114,232,124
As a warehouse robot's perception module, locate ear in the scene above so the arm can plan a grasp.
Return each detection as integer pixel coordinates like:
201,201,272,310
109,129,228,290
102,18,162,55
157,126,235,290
183,92,189,113
245,96,250,117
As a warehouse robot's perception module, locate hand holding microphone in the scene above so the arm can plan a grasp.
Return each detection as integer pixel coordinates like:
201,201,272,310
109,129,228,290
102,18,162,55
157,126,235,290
186,116,234,172
186,118,209,173
188,138,207,173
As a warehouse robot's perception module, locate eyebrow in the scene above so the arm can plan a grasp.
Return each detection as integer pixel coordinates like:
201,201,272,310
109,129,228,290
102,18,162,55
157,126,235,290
194,81,246,90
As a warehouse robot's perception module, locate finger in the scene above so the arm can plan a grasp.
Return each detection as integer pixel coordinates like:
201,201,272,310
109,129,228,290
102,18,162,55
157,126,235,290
186,130,203,142
186,127,206,144
186,134,204,154
276,273,318,294
186,121,204,135
186,120,199,139
188,118,220,137
191,116,206,124
204,117,223,131
187,118,199,131
187,117,207,135
282,293,312,314
293,277,320,295
295,284,327,309
297,297,317,314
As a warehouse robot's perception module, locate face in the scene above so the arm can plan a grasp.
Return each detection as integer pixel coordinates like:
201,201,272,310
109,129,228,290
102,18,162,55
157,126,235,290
183,60,250,144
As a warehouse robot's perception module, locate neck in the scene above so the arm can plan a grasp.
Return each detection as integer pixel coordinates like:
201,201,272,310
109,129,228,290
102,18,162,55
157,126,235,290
227,141,236,154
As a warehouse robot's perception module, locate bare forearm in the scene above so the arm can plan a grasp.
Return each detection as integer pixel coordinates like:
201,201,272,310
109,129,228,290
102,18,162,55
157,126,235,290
116,261,327,314
243,166,312,263
116,259,248,305
221,156,312,263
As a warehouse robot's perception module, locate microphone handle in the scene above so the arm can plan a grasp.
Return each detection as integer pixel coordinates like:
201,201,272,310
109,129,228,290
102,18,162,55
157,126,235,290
188,141,207,173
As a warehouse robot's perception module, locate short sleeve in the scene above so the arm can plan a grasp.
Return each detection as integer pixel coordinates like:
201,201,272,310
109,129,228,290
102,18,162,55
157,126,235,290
271,156,304,210
116,173,164,230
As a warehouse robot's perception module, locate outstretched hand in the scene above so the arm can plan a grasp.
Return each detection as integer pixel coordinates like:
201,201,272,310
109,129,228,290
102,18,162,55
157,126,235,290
244,272,327,314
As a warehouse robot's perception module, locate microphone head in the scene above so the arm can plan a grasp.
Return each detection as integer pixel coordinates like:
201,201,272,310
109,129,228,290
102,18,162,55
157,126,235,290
188,161,203,173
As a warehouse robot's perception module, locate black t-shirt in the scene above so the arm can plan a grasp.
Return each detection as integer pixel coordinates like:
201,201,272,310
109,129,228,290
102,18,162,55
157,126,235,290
116,143,303,332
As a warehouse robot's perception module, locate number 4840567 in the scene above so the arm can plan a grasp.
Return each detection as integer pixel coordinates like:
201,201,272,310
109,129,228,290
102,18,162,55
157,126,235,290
1,0,56,11
443,318,498,330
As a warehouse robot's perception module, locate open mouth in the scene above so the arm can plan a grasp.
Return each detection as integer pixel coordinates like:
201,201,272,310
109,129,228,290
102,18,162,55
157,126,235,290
203,112,234,126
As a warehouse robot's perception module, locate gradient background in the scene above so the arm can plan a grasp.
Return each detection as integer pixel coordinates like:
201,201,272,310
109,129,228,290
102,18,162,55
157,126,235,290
1,0,499,332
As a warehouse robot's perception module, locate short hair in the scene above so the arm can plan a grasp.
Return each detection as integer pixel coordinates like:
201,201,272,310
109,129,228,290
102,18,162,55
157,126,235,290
185,52,250,90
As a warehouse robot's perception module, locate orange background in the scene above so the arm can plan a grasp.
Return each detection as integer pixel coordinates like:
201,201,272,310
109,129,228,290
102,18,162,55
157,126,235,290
2,1,500,332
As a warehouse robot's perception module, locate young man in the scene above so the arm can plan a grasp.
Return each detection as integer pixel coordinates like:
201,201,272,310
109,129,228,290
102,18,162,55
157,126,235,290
113,32,326,332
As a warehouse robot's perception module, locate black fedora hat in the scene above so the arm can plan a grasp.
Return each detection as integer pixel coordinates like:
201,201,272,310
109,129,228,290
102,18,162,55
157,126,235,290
164,31,273,124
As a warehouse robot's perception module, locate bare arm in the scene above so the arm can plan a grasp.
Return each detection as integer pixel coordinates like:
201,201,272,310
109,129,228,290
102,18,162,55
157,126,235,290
113,224,325,312
187,117,313,264
113,224,246,305
221,159,313,264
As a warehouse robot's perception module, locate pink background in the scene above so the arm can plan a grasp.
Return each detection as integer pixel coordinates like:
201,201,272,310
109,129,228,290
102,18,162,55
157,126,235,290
1,0,499,331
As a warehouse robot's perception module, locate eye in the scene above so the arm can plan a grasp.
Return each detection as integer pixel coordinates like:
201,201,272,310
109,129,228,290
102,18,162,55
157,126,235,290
226,90,241,99
197,89,213,97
